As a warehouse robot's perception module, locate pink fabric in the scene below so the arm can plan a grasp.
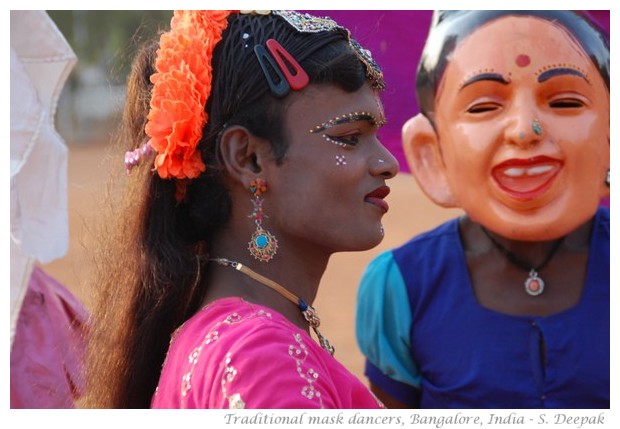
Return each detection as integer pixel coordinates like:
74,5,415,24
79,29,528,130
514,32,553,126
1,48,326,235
10,266,88,408
152,297,383,409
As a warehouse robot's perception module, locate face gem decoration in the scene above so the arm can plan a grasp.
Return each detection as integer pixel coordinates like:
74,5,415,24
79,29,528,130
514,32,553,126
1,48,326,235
336,155,347,166
322,134,347,148
310,112,380,134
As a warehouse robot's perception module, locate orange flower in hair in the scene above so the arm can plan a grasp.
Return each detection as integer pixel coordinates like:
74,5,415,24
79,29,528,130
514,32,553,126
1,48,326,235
145,10,232,180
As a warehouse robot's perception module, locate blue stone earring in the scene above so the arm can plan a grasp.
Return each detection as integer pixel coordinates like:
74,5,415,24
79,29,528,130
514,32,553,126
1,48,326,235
248,178,278,262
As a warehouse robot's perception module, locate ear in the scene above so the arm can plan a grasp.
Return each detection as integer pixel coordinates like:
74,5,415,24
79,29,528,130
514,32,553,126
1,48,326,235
402,114,458,208
219,126,270,187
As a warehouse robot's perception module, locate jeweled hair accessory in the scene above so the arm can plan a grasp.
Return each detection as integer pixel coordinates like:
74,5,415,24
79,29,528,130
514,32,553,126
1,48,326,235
144,11,232,181
273,10,385,89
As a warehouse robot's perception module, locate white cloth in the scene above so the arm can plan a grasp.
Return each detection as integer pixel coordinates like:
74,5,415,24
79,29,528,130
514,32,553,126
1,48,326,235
10,10,77,345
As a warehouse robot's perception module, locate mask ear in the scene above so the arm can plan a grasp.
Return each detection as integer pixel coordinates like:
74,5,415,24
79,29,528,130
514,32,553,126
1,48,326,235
402,114,457,208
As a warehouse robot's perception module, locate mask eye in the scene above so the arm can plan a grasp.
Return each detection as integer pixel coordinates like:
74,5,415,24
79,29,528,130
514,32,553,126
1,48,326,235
467,102,501,114
549,98,586,109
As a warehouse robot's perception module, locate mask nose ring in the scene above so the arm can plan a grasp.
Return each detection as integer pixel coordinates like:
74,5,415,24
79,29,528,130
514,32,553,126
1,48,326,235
532,118,543,136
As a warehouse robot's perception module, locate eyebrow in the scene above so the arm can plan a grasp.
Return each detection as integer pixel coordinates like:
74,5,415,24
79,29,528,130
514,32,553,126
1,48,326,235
460,73,510,90
309,112,379,134
537,67,588,83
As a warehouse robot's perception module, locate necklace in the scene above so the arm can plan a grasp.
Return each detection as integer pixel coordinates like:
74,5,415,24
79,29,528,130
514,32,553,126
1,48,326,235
209,257,335,355
480,227,564,296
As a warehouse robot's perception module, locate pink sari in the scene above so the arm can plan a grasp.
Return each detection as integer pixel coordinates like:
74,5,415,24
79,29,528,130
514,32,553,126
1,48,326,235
151,297,383,409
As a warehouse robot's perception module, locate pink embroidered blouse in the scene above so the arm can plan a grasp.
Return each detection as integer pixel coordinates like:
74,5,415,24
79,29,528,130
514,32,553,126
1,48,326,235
151,297,382,409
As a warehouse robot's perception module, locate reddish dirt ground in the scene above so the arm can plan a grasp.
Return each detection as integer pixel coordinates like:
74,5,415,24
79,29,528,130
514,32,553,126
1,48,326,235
43,140,462,384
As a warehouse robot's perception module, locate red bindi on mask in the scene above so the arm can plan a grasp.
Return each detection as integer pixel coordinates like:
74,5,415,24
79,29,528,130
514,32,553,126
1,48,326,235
515,54,531,67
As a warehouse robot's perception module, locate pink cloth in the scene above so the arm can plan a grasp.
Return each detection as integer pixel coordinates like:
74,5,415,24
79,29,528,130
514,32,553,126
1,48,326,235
152,297,383,409
10,266,88,408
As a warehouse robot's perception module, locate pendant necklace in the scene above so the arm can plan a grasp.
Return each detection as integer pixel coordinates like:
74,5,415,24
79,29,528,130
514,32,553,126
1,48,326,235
209,257,335,355
480,227,564,296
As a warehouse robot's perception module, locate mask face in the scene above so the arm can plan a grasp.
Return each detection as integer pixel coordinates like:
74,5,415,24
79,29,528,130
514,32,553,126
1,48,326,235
433,15,609,240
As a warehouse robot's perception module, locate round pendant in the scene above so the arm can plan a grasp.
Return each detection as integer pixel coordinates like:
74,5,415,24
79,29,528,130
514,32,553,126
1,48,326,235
524,270,545,296
248,228,278,262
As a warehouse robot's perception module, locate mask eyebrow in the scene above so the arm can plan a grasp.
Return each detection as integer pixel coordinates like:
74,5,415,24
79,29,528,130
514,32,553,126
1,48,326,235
309,112,379,134
537,67,589,84
460,73,510,90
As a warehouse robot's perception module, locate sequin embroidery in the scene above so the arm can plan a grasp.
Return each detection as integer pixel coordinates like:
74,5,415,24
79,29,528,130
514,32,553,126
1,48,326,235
221,352,245,408
176,310,248,398
289,332,324,407
153,299,382,408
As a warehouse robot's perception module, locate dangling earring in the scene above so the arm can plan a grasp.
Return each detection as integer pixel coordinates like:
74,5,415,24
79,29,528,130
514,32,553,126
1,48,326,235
248,178,279,262
605,169,610,187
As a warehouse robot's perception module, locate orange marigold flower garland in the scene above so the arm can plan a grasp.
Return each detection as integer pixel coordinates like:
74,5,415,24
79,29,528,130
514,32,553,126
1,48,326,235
145,10,232,181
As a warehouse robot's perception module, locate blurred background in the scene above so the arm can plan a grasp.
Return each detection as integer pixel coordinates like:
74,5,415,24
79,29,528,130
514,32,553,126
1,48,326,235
47,11,173,144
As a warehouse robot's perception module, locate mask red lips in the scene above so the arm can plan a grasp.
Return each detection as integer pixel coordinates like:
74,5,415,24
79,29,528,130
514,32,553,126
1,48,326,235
492,156,562,200
364,185,391,212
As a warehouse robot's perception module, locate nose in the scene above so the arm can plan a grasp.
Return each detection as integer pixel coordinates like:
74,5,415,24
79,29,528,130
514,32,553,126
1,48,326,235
371,144,399,179
504,98,544,148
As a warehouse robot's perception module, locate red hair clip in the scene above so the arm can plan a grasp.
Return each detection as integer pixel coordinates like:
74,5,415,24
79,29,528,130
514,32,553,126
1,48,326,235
254,38,310,97
265,39,309,91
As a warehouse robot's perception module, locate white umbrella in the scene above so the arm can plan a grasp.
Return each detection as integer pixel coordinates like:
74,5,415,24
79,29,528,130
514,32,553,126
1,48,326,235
10,10,77,346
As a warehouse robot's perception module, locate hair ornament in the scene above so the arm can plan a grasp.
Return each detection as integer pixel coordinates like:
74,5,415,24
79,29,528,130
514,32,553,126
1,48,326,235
124,140,154,174
254,38,311,98
254,44,293,98
273,10,385,89
144,11,232,182
266,39,310,91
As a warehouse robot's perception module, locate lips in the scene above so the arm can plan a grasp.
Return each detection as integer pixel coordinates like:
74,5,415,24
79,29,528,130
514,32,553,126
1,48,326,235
492,156,562,200
364,185,390,212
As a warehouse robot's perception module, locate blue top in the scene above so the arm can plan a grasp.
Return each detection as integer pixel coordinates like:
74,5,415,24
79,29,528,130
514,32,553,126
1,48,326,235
356,207,609,408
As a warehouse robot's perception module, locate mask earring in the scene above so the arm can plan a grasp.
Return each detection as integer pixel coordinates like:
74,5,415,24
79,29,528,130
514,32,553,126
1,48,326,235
248,178,278,262
605,169,610,187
